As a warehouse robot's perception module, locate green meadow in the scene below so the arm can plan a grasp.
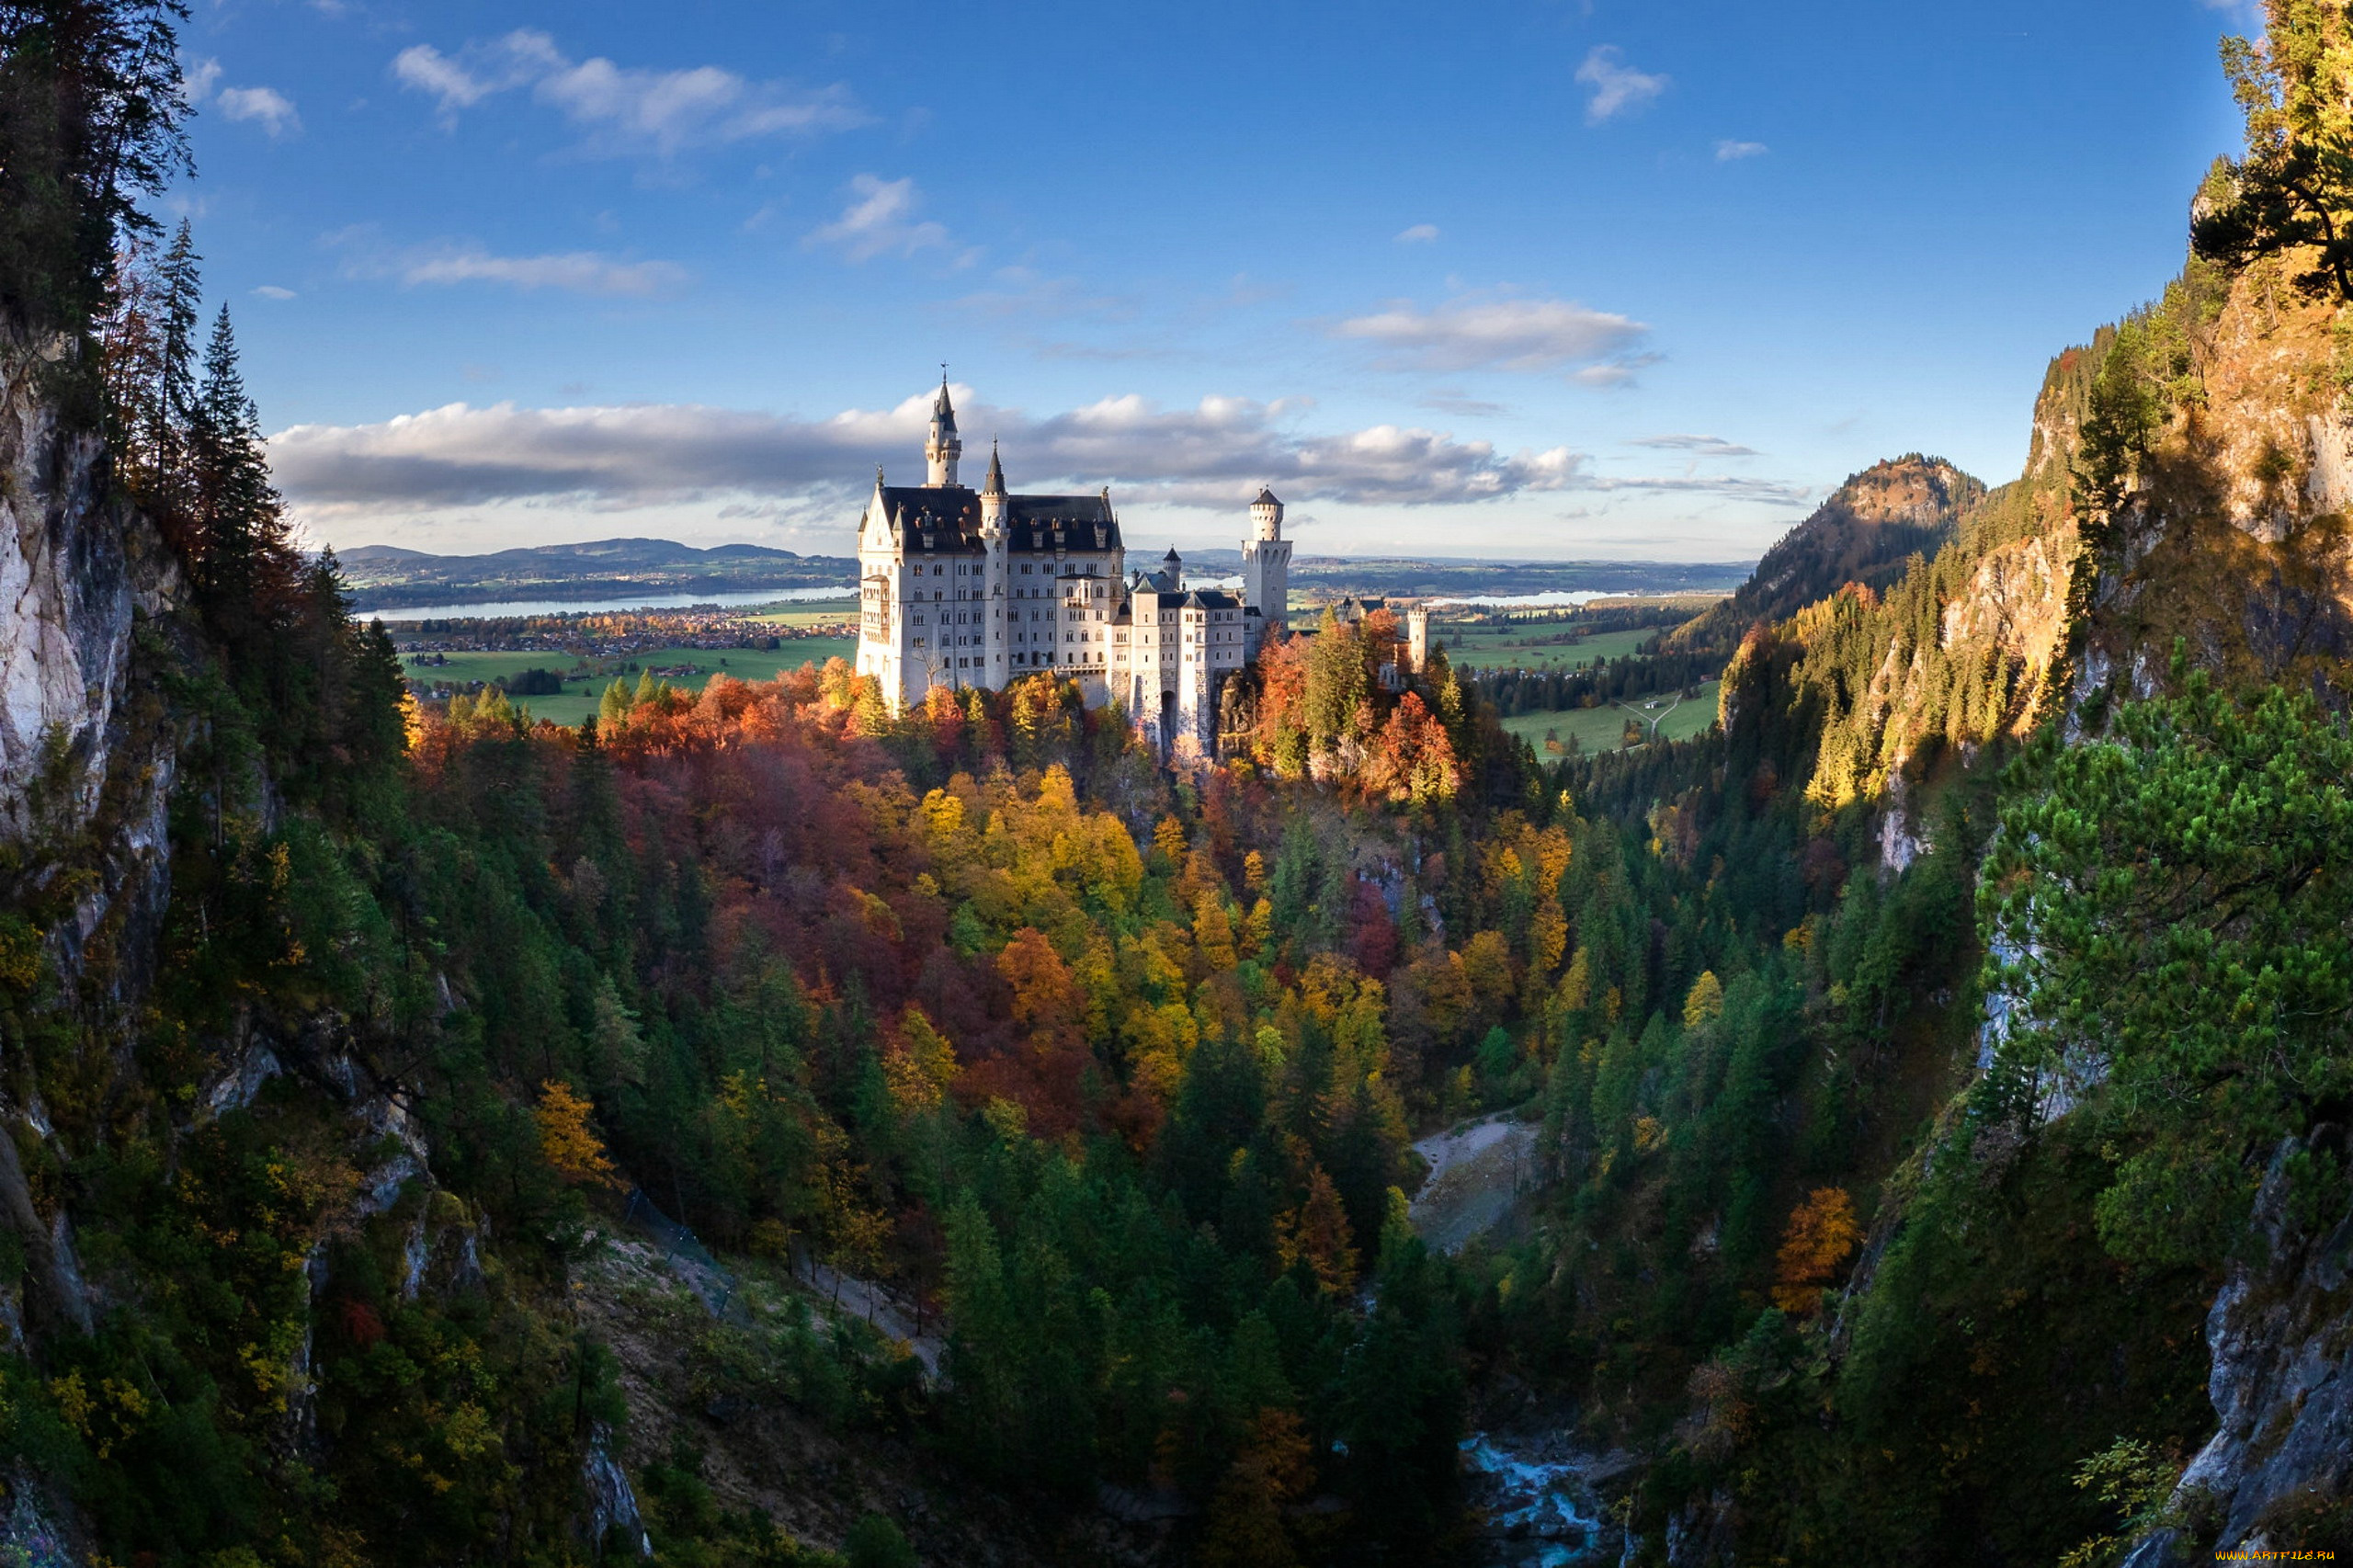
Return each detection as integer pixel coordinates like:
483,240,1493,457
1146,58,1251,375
1497,678,1722,756
411,639,860,726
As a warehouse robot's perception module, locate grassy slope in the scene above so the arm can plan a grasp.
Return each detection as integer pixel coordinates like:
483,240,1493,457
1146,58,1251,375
1440,624,1660,672
413,640,861,726
1498,679,1721,755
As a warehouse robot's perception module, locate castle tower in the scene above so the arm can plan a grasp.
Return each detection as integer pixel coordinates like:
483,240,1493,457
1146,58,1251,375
1406,605,1430,674
925,376,962,487
980,441,1009,687
1241,485,1290,653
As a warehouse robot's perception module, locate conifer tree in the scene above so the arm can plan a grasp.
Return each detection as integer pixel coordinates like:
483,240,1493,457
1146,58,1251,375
188,302,294,647
0,0,193,331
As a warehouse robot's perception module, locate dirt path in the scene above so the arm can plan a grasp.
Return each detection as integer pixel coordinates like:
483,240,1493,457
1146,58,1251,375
1409,1114,1540,1255
796,1257,945,1378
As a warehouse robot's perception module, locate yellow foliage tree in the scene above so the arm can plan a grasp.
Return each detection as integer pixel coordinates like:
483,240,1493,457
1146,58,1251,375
1154,814,1188,866
884,1006,960,1113
535,1080,621,1190
1683,971,1725,1028
1195,893,1240,971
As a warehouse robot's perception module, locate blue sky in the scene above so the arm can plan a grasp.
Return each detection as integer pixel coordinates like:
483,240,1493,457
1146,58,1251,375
176,0,2253,562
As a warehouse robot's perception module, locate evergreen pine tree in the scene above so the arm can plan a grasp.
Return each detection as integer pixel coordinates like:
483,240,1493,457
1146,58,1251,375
189,302,295,648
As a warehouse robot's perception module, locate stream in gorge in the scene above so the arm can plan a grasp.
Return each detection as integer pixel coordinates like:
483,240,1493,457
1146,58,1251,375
1460,1428,1624,1566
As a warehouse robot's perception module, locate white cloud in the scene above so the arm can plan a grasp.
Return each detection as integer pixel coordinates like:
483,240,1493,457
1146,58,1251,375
805,176,951,263
391,45,495,119
1577,472,1812,506
1575,46,1667,124
398,248,687,295
1715,139,1768,161
182,58,299,137
252,285,298,301
1631,434,1757,457
1395,223,1440,244
1332,294,1649,375
391,29,865,153
332,232,688,296
1573,357,1662,389
268,388,1599,528
218,85,301,137
180,57,222,107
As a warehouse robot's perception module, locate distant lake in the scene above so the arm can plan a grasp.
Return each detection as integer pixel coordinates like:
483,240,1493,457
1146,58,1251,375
1423,590,1618,608
365,584,857,623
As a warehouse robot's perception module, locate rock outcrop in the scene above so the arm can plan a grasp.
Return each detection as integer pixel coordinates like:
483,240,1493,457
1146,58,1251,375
0,328,183,994
2122,1129,2353,1560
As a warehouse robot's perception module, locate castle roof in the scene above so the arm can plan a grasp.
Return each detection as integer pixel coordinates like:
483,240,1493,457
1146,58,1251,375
1253,486,1280,507
878,484,1121,553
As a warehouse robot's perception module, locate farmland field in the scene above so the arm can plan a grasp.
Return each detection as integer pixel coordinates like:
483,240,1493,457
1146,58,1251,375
408,639,860,726
1437,622,1671,673
1497,679,1722,756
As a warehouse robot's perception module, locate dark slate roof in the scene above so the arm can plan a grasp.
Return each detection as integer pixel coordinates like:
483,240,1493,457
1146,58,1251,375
880,485,982,548
875,484,1123,553
1007,494,1120,552
1254,486,1280,507
1189,589,1241,609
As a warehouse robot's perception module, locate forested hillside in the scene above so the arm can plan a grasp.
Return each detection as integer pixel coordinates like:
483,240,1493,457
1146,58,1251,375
7,1,2353,1565
1668,456,1984,659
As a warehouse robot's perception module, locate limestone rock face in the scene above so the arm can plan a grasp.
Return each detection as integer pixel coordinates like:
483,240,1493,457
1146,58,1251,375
0,331,182,984
2123,1130,2353,1562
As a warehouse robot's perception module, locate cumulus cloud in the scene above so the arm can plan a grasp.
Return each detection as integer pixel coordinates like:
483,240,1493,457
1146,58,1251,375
1714,139,1768,161
1630,434,1758,457
181,58,298,136
391,30,865,153
1575,46,1667,124
1394,223,1440,244
218,85,301,137
268,388,1597,528
805,176,951,262
179,57,222,106
333,232,688,296
1332,294,1648,376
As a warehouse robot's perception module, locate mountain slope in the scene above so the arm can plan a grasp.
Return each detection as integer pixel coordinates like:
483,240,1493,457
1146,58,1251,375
336,536,858,611
1670,455,1985,656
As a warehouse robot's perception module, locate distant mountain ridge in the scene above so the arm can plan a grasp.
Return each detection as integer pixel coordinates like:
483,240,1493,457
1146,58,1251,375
1670,455,1984,653
335,535,1756,614
335,536,859,611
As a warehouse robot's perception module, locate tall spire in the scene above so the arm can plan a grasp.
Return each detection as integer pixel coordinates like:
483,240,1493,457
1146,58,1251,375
983,437,1005,496
925,369,962,486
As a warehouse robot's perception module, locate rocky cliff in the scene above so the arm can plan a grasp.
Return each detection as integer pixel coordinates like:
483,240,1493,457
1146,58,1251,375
0,328,183,993
2121,1129,2353,1562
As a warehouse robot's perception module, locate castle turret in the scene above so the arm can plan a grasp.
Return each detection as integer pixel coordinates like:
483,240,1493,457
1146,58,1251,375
925,376,962,486
981,441,1008,685
980,439,1006,523
1241,485,1290,653
1250,485,1283,541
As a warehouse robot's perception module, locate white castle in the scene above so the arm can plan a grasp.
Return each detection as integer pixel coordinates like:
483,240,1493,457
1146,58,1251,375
855,379,1304,751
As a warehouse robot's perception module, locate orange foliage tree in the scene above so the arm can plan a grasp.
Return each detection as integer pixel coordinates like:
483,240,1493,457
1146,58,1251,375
1772,1187,1860,1312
